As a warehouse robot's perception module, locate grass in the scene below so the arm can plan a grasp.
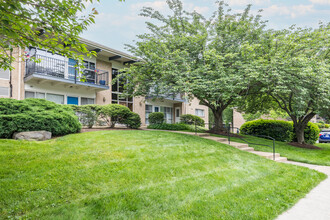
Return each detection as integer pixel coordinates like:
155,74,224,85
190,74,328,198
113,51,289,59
0,130,326,219
211,133,330,166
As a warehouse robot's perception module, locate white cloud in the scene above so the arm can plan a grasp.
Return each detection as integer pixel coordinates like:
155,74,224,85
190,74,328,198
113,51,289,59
192,6,210,14
309,0,330,5
262,4,315,18
130,1,167,12
226,0,270,7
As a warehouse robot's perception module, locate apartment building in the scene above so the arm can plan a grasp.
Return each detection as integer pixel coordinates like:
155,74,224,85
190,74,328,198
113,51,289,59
0,38,208,126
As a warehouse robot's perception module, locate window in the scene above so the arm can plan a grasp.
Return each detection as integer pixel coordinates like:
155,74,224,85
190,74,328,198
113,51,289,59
112,68,133,110
162,107,173,123
145,105,153,124
82,60,96,83
195,109,205,117
0,68,9,79
46,93,64,104
0,86,9,97
176,109,180,117
68,58,78,80
25,91,45,99
81,97,95,105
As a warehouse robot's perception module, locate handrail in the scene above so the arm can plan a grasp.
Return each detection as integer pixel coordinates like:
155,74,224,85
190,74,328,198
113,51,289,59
193,121,276,161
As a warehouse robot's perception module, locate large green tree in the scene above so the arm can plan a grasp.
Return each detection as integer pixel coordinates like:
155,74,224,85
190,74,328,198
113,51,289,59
246,24,330,144
121,0,267,132
0,0,124,70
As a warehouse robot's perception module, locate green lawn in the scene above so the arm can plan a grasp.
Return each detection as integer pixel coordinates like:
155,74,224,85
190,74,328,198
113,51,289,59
0,130,326,219
212,133,330,166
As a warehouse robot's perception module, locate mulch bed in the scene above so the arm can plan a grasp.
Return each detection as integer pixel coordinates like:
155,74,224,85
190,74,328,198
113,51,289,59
289,142,322,150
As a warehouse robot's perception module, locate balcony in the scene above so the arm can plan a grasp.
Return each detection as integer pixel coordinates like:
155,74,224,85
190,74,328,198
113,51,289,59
146,93,186,103
25,54,109,90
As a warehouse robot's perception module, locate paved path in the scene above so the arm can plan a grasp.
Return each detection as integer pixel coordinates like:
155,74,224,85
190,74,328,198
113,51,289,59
277,161,330,220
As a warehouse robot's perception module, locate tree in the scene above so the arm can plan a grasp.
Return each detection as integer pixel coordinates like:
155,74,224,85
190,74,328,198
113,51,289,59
0,0,124,70
121,0,267,132
251,24,330,144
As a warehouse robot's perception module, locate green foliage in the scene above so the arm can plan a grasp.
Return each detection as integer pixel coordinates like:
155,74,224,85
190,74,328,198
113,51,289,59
69,104,101,128
0,0,101,70
180,114,205,127
325,124,330,128
148,112,165,125
0,98,81,138
148,123,190,131
315,123,325,129
240,119,321,144
124,112,141,129
98,104,131,128
292,122,320,145
121,0,268,130
240,119,293,142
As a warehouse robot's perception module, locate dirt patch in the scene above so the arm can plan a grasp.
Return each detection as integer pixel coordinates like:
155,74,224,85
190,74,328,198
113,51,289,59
289,142,322,150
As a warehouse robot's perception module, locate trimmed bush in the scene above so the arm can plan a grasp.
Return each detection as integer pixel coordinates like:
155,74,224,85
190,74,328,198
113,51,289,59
148,123,190,130
124,112,141,129
291,122,320,145
148,112,165,125
70,104,101,128
180,114,205,127
325,124,330,128
315,123,325,129
240,119,293,142
147,123,207,132
98,104,131,128
241,119,321,144
0,98,81,138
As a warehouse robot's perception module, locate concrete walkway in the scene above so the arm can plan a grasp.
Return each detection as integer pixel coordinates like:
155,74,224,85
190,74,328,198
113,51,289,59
155,130,330,220
277,161,330,220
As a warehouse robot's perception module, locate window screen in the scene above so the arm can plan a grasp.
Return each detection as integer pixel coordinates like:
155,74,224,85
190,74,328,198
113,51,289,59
0,68,10,79
25,91,35,98
0,86,9,96
46,93,64,104
81,97,95,105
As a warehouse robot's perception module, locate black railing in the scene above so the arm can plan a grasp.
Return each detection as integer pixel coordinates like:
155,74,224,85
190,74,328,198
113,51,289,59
193,122,276,161
25,54,109,87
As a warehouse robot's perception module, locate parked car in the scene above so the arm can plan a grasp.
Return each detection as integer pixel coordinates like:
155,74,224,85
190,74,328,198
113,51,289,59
319,129,330,143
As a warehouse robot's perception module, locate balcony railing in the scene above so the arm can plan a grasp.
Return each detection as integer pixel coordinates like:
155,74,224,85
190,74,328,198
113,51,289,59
25,54,109,87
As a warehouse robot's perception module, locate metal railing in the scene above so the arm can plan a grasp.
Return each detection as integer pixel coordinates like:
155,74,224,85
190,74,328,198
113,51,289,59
193,122,276,161
25,54,109,87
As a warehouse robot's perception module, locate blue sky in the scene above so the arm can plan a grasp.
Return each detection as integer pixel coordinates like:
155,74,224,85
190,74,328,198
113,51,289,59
81,0,330,53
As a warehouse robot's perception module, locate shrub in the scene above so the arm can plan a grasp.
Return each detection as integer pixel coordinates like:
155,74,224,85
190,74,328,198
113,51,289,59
291,122,320,145
325,124,330,128
70,104,101,128
0,98,81,138
240,119,293,142
180,114,205,127
98,104,131,127
315,123,325,129
147,123,207,132
148,123,190,130
148,112,165,125
124,112,141,129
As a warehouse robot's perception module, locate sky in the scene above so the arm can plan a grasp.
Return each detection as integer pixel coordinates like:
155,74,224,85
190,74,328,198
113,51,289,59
81,0,330,53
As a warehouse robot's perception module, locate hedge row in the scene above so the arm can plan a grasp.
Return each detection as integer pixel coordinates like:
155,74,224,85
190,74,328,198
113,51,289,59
240,119,320,144
0,98,81,138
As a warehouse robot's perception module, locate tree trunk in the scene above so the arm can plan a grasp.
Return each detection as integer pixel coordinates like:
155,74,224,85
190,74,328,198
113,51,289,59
294,125,305,144
210,107,225,133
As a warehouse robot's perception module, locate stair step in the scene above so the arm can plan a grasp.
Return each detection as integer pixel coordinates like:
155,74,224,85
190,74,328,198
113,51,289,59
275,157,288,162
251,151,280,159
196,133,210,137
217,138,228,143
229,142,249,148
203,136,227,142
238,147,255,152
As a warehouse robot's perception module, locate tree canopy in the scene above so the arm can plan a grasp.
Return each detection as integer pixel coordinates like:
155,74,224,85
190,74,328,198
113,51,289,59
122,0,268,132
0,0,123,70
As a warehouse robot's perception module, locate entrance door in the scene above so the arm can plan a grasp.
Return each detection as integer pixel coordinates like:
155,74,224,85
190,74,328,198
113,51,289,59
175,107,181,123
67,96,79,105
